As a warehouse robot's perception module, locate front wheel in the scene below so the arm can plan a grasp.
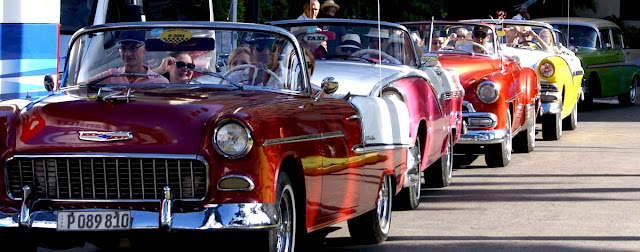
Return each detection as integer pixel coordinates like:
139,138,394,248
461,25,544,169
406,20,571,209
513,109,536,153
348,175,392,244
267,172,296,252
424,134,453,187
542,113,562,140
485,110,512,167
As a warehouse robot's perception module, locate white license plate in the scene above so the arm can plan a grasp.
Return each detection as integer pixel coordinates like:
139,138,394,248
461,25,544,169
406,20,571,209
57,211,131,231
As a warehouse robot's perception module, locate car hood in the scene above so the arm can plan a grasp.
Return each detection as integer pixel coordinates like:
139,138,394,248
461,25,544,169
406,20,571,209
13,87,275,154
437,54,501,89
310,61,404,97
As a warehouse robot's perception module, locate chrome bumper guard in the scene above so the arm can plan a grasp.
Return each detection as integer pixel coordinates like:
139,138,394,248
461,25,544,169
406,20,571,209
0,186,279,231
457,128,509,144
540,81,562,115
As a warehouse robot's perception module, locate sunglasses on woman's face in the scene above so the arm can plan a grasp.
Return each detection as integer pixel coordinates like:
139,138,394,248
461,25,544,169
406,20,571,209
176,61,195,70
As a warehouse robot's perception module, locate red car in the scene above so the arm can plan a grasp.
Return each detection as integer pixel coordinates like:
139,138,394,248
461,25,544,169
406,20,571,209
269,19,466,210
0,22,413,250
402,21,540,167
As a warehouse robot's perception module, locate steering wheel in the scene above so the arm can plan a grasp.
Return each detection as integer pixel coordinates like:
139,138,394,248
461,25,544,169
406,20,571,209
517,40,542,49
222,64,283,86
471,42,491,54
349,49,401,64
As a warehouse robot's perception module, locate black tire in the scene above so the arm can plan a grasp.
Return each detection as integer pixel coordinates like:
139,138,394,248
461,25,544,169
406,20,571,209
542,113,562,140
267,172,296,252
563,100,578,130
513,109,536,153
424,134,453,187
395,139,422,210
618,76,637,106
348,175,392,244
485,110,512,167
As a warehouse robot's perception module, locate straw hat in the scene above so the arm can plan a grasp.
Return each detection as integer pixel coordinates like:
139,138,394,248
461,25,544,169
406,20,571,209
321,0,340,11
337,33,362,50
365,28,390,39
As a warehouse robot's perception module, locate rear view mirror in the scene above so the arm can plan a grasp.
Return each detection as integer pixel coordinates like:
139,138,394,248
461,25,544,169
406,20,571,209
44,74,55,92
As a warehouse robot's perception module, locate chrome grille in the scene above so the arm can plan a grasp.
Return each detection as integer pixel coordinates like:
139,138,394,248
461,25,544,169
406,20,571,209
5,157,208,200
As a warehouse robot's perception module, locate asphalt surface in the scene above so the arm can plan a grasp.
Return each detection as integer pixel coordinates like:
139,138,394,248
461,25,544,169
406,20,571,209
311,98,640,252
32,98,640,251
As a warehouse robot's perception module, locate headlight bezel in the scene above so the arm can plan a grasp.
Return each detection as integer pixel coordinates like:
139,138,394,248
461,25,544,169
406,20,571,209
212,119,254,159
476,81,500,104
539,62,555,78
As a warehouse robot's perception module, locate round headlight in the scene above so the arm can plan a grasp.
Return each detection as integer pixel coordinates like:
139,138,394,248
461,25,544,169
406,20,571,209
476,81,500,104
382,90,404,103
539,62,555,78
213,121,253,158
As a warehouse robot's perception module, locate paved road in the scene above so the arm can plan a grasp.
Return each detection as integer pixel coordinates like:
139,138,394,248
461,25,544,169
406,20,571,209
310,99,640,252
34,99,640,251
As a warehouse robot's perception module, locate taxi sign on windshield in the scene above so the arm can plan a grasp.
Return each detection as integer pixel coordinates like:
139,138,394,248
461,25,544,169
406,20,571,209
160,29,192,44
304,33,327,43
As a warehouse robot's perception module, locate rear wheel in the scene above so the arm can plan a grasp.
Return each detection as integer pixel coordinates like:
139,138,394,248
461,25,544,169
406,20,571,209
424,134,453,187
542,112,562,140
348,175,392,244
395,139,422,210
618,76,637,106
485,110,512,167
563,99,578,130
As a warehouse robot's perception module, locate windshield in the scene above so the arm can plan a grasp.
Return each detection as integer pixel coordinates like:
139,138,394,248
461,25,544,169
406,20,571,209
498,24,554,52
404,23,496,56
64,26,308,93
274,22,417,66
550,24,598,49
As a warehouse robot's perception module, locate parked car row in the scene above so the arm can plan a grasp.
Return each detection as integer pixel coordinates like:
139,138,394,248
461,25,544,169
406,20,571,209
0,16,637,251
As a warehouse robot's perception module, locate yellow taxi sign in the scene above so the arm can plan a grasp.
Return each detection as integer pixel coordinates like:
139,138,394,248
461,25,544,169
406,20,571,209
160,29,192,44
496,30,506,37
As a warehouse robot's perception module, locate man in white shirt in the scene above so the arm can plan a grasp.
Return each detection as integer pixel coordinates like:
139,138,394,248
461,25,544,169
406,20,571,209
298,0,320,20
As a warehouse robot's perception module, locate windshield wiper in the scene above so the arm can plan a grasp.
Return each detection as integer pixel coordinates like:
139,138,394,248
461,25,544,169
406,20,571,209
85,73,162,88
191,69,243,90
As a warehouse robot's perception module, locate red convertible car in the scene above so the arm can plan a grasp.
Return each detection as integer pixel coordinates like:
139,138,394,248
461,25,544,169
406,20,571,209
0,22,413,251
269,19,466,210
402,21,540,167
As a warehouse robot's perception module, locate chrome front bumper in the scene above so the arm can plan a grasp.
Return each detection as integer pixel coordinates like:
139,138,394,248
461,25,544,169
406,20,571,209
0,186,279,231
457,128,509,144
540,81,562,115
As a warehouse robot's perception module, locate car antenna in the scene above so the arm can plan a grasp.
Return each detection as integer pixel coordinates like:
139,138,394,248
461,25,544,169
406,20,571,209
428,16,434,53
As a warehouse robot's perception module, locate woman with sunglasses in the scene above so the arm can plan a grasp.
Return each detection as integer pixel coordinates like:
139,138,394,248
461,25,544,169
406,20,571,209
153,51,195,83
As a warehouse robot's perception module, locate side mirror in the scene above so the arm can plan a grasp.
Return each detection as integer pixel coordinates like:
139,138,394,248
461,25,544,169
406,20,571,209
605,43,613,50
315,77,338,100
44,74,55,92
511,55,521,65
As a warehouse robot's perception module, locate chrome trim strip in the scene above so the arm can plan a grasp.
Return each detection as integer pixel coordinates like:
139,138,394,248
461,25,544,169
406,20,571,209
586,62,636,70
1,203,279,230
506,92,522,103
346,114,360,120
352,143,412,154
263,131,344,147
217,175,256,191
572,70,584,76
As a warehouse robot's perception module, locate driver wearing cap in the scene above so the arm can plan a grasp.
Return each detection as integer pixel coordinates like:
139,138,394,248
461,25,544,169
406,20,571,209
459,25,492,54
89,30,169,84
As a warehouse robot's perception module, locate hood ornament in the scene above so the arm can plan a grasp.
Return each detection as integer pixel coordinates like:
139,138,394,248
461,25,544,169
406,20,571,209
78,131,133,142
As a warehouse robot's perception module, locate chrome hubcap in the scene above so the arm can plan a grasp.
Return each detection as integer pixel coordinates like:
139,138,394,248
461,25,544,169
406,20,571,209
376,176,391,234
277,189,293,252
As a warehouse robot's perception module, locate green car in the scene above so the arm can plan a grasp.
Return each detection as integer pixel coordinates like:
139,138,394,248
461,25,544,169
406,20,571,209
535,17,640,106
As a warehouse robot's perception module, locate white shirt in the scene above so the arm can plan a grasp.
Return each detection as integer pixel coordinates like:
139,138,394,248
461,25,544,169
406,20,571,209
513,14,526,20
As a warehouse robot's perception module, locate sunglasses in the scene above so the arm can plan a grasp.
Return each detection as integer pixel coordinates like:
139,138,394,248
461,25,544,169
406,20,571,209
341,47,359,53
118,43,144,53
473,32,488,39
176,61,195,70
254,42,277,52
306,61,313,69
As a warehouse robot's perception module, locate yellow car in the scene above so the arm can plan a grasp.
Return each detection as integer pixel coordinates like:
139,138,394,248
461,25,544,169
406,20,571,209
489,20,584,140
